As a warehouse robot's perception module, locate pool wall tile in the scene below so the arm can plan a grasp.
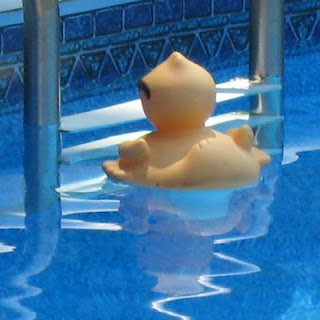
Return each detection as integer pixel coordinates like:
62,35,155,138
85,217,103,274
130,50,149,80
99,53,120,86
189,36,208,64
228,26,249,52
200,29,224,57
82,37,110,51
80,51,106,79
244,0,250,10
290,13,317,40
155,0,183,24
185,0,212,19
139,40,165,68
124,2,153,29
18,65,23,78
64,14,93,41
0,67,13,100
110,31,140,45
171,20,199,33
68,60,91,90
0,0,319,115
289,1,320,13
230,12,249,24
219,34,239,62
6,72,23,107
170,34,196,56
0,53,18,67
60,57,76,87
140,25,170,38
214,0,243,14
61,42,81,55
198,16,229,28
95,8,123,36
111,45,135,74
2,25,23,53
314,18,320,44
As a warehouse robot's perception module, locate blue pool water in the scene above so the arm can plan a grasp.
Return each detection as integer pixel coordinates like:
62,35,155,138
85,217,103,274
0,50,320,320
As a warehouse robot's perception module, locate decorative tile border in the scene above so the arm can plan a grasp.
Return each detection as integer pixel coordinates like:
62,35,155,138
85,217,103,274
0,0,319,115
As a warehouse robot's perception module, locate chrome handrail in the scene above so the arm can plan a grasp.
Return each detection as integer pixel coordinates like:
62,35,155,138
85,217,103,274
22,0,61,214
249,0,284,149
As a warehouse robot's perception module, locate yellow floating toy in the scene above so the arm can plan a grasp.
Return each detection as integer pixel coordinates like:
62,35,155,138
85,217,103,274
102,52,271,189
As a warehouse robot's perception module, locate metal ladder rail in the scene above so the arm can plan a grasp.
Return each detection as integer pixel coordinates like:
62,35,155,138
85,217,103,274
249,0,284,149
23,0,61,214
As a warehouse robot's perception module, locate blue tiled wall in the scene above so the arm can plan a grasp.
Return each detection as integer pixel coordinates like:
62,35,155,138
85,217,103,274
0,0,319,115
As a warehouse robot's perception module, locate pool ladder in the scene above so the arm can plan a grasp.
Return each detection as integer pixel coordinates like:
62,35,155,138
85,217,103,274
23,0,284,210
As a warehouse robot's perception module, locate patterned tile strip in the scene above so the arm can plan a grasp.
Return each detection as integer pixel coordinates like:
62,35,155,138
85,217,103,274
0,0,319,114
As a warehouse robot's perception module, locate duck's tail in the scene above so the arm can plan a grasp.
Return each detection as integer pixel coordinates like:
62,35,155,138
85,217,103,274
251,147,271,167
226,126,271,167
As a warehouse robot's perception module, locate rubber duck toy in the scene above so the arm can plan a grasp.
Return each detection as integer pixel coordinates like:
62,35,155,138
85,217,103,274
102,52,271,189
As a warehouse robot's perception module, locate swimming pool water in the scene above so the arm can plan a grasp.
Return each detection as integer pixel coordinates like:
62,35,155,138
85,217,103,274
0,50,320,320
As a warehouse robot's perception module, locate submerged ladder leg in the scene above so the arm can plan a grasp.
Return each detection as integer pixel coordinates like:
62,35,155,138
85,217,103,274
249,0,284,152
23,0,61,214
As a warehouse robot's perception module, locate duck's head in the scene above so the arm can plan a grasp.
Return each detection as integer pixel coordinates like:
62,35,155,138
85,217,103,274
138,52,216,133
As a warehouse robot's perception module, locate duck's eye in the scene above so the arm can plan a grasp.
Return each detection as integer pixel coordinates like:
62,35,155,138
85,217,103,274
137,79,151,100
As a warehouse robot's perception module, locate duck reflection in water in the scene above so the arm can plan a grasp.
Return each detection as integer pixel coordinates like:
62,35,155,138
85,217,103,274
108,169,276,319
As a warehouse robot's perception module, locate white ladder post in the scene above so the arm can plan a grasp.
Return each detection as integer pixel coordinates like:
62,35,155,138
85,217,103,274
249,0,284,150
23,0,61,214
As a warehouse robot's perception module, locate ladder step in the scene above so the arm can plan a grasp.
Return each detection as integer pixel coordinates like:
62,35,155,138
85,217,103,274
61,112,283,164
57,175,107,197
61,197,120,215
61,131,149,164
61,219,122,231
210,113,283,131
58,176,128,198
216,78,281,95
0,242,15,253
61,79,281,133
61,99,145,133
